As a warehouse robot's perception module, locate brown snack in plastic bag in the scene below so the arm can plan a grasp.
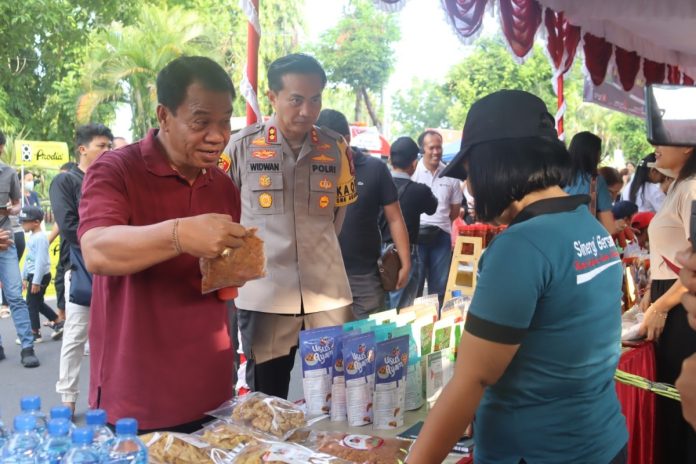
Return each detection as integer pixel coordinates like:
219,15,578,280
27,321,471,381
200,228,266,294
196,420,259,450
227,392,306,439
141,432,219,464
229,440,350,464
307,431,411,464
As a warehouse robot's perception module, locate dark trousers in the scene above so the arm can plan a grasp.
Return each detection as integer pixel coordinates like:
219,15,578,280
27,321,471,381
25,272,57,332
2,231,25,306
54,258,66,311
652,279,696,464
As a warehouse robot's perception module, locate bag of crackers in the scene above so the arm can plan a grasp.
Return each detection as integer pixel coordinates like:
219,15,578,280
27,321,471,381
193,420,262,452
226,439,351,464
141,431,233,464
200,227,266,294
305,431,412,464
207,392,307,441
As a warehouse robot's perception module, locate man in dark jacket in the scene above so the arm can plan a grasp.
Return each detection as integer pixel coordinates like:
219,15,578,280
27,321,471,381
50,123,113,413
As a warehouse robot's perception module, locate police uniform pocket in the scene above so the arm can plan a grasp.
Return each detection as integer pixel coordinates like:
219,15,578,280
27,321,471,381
309,172,335,216
250,172,284,215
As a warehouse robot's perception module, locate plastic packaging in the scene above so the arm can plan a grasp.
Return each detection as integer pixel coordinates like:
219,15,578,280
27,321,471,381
20,395,48,434
425,348,456,409
105,418,147,464
368,309,398,325
85,409,115,458
299,325,342,415
38,418,72,463
330,332,355,422
226,440,350,463
343,332,376,427
306,431,411,464
200,228,266,294
194,420,260,451
3,414,41,463
142,431,227,464
49,405,76,435
342,319,377,334
440,296,471,322
373,335,409,430
209,392,307,440
64,427,100,463
413,294,440,315
0,409,9,450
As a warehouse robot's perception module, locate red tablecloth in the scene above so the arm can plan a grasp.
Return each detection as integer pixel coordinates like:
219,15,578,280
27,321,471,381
616,342,656,464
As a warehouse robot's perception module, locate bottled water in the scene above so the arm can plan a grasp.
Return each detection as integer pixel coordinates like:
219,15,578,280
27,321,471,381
38,418,71,463
20,396,48,434
0,408,9,451
63,428,100,464
2,414,41,463
105,418,147,464
85,409,114,458
49,407,76,435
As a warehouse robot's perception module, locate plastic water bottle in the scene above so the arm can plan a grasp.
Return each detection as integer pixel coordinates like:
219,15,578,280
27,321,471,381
49,407,76,435
0,408,10,451
105,418,147,463
63,428,100,464
2,414,41,463
38,418,71,463
20,395,48,434
85,409,114,458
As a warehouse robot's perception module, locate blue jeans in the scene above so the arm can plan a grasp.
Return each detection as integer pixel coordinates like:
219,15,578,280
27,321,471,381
388,247,420,310
417,228,452,306
0,243,33,349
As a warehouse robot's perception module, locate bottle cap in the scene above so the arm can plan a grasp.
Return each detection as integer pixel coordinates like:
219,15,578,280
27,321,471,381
72,427,94,445
50,406,72,421
85,409,107,426
20,395,40,411
47,418,70,437
14,414,36,432
115,418,138,435
452,290,462,297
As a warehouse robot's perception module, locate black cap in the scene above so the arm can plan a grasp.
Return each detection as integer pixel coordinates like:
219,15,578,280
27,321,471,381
440,90,558,180
390,136,420,161
612,200,638,220
19,206,43,222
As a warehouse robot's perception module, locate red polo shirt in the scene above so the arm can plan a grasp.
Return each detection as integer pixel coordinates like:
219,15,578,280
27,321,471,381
78,129,240,429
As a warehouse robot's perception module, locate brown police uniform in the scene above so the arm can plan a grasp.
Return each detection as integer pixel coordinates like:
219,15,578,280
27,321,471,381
224,115,357,398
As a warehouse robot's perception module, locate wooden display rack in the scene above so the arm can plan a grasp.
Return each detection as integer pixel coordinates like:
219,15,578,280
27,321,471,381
445,235,483,299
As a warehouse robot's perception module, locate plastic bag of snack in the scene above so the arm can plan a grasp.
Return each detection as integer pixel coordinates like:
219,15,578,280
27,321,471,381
343,318,377,334
207,392,306,440
440,296,470,322
413,294,440,314
300,325,342,415
141,431,231,464
193,420,261,451
343,331,376,427
306,431,411,464
331,330,357,422
200,227,266,294
368,308,398,325
227,440,351,463
373,335,409,430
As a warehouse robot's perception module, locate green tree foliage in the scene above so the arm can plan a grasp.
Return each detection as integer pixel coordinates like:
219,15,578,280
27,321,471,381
392,78,451,138
314,0,399,129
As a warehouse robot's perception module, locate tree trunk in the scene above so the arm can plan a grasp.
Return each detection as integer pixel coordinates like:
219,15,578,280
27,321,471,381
362,87,382,131
354,90,362,123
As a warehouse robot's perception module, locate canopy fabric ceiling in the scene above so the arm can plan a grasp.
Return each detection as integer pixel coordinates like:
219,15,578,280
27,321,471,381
374,0,696,90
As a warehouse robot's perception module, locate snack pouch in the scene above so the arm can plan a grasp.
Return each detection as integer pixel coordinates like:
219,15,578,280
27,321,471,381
307,431,411,464
193,419,261,452
227,440,351,463
200,228,266,294
393,311,416,327
425,347,456,409
331,330,358,422
413,294,440,315
391,326,424,411
373,322,397,342
207,392,307,440
343,331,376,426
142,431,228,464
373,335,409,430
368,308,398,325
440,296,471,322
300,325,342,415
432,317,456,352
343,319,377,333
411,315,435,357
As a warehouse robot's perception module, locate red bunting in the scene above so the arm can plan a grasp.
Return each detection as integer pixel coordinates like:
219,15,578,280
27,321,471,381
643,59,666,85
544,8,580,74
583,33,613,86
499,0,542,58
684,74,695,86
442,0,489,38
615,47,641,91
667,65,681,85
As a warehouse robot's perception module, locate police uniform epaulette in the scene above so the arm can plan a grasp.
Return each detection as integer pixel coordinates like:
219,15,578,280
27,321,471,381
315,125,343,141
230,122,264,143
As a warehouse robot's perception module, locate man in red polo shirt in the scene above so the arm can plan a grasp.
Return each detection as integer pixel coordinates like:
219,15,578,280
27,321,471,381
77,56,245,432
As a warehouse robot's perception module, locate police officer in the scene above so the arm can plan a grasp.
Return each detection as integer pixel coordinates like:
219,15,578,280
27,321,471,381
225,53,357,399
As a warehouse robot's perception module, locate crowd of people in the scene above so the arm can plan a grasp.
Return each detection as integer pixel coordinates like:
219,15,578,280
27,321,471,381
3,51,696,463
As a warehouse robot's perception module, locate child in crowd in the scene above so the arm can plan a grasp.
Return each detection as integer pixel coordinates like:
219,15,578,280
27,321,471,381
612,200,639,251
20,206,62,343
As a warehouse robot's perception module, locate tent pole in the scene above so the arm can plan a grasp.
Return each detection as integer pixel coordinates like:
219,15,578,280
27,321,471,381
557,73,565,141
246,0,260,125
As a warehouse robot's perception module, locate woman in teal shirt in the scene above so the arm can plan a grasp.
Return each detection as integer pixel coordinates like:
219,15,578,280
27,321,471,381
407,91,627,464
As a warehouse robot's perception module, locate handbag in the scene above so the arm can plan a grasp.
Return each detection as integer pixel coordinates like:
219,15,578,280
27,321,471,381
378,243,402,291
418,224,442,246
69,244,93,306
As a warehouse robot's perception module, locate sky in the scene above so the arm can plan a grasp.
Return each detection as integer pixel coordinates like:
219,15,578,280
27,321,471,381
113,0,499,140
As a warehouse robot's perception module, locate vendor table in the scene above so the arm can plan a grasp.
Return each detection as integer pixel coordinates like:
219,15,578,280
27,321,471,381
617,342,656,464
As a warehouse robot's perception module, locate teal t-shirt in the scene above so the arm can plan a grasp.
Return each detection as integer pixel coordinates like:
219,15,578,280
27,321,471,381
465,195,627,463
564,173,613,212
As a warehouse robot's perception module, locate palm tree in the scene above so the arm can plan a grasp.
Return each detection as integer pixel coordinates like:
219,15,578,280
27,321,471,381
77,5,219,139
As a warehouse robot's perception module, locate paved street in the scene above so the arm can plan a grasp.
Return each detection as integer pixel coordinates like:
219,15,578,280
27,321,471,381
0,297,90,426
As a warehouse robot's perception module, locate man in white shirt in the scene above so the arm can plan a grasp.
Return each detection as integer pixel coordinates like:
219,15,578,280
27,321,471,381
412,130,463,304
